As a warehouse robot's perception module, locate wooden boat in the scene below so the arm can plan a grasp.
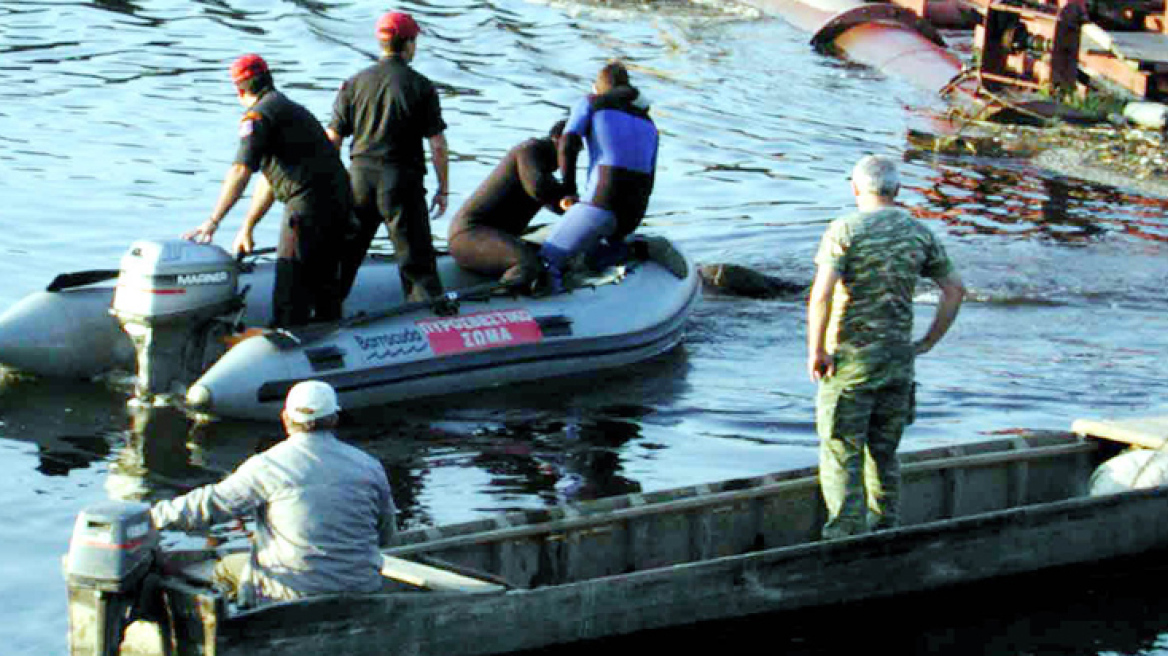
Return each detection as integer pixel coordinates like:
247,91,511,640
0,234,698,421
65,418,1168,656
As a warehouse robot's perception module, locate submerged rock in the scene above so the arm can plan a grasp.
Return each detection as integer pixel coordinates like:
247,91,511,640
698,263,807,300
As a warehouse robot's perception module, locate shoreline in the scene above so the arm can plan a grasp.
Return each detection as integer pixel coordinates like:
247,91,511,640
913,122,1168,199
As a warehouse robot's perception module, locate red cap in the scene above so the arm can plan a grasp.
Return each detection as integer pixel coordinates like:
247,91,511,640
376,12,420,40
230,54,269,85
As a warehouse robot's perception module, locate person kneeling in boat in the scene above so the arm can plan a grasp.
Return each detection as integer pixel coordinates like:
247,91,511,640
536,61,659,294
447,120,568,291
150,381,397,606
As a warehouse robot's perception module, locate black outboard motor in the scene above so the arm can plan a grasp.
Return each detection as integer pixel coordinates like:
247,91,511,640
64,501,160,656
112,239,243,399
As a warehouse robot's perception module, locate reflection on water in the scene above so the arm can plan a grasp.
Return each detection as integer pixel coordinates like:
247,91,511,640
908,155,1168,244
4,0,1168,654
78,347,693,532
31,435,111,478
106,403,254,502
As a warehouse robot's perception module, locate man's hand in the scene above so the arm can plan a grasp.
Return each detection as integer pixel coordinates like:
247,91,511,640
429,191,448,219
183,219,219,243
808,349,834,382
232,227,255,256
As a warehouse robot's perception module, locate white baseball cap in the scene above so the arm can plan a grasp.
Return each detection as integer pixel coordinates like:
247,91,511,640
284,380,340,423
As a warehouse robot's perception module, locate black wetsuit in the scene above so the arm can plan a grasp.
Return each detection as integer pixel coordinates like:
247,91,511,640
447,137,565,284
330,54,447,302
236,89,353,327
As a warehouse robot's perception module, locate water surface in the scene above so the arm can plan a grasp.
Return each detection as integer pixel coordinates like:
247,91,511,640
2,1,1167,653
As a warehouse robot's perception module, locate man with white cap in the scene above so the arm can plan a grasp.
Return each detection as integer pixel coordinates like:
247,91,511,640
150,380,396,605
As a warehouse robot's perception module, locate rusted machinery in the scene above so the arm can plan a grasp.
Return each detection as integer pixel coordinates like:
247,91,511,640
972,0,1088,96
749,0,1168,124
948,0,1168,101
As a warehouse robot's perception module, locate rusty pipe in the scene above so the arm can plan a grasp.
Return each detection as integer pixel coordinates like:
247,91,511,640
747,0,981,104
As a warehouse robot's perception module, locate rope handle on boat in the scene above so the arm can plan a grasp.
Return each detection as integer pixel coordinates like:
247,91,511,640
341,280,516,330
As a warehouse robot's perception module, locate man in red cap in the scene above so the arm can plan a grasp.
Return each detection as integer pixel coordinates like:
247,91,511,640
185,54,355,328
328,11,449,304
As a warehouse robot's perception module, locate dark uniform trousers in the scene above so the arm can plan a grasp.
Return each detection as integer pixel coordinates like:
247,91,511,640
342,162,443,303
275,198,346,328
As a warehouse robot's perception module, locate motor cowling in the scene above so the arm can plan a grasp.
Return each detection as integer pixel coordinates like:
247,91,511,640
64,501,160,656
112,239,242,397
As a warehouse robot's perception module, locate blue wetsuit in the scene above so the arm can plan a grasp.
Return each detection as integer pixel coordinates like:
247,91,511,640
541,85,657,270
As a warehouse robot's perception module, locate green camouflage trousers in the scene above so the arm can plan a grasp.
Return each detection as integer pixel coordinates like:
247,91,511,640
816,367,914,540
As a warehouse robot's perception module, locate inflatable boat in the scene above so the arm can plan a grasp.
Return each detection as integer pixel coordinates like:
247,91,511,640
0,235,699,421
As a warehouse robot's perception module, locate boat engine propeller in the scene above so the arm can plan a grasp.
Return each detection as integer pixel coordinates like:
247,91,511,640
64,501,161,656
112,239,244,399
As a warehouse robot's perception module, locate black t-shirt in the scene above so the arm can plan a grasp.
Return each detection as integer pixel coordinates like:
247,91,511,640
234,90,350,207
329,55,446,175
450,137,564,237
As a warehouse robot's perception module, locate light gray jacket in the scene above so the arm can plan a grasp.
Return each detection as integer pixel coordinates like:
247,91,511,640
151,430,396,601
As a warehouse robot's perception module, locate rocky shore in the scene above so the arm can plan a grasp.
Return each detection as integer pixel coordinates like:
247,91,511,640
1030,126,1168,198
912,121,1168,199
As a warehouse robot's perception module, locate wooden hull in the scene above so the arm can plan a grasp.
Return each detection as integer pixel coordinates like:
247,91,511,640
91,430,1168,656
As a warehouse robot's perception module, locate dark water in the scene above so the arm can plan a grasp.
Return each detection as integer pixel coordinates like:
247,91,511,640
2,1,1167,654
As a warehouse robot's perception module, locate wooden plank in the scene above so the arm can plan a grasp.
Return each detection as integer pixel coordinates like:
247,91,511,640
1101,31,1168,64
1079,51,1151,97
381,555,507,593
1072,414,1168,448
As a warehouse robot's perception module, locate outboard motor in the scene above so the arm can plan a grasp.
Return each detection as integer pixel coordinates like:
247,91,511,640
64,501,160,656
112,239,243,398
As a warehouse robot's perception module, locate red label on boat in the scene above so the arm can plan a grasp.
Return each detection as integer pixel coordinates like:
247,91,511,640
416,309,542,354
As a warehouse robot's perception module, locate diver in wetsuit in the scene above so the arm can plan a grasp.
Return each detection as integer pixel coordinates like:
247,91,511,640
447,120,568,288
536,61,659,293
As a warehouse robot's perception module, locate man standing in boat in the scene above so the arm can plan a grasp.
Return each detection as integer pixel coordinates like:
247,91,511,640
807,154,964,539
447,120,568,290
183,54,354,328
328,11,449,304
537,61,658,293
150,380,396,605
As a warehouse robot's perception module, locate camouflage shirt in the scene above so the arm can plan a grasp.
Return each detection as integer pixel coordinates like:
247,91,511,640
814,206,954,377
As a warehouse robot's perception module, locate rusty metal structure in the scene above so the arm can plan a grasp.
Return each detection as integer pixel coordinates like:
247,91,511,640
746,0,1168,125
972,0,1088,96
930,0,1168,101
750,0,1094,123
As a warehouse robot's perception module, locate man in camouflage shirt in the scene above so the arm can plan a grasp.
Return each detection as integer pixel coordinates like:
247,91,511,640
807,154,965,539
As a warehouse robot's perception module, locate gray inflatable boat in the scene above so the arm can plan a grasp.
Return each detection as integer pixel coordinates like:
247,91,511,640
0,236,699,421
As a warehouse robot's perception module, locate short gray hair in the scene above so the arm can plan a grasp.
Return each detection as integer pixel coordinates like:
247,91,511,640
851,155,900,197
284,411,339,435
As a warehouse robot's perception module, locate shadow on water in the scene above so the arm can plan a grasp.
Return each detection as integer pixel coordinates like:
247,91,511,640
337,347,695,518
0,343,696,530
0,374,128,477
